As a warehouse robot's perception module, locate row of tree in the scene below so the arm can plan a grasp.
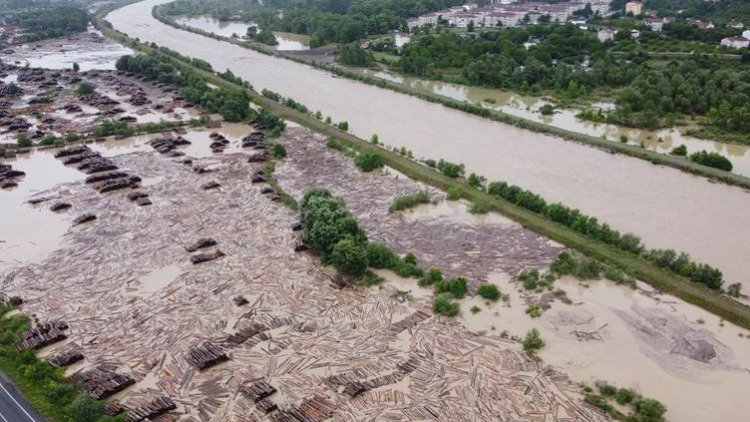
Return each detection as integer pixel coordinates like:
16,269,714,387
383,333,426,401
9,6,89,43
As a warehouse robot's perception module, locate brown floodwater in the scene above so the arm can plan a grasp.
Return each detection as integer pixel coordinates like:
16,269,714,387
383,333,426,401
107,0,750,292
359,69,750,178
174,15,310,50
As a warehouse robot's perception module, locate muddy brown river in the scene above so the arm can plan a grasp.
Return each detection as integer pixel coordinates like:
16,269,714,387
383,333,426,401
109,2,750,290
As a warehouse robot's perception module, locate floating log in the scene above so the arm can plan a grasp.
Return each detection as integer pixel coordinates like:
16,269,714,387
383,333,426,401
185,238,217,252
54,145,90,158
85,171,128,184
127,192,148,201
190,250,225,265
232,295,248,306
185,341,228,370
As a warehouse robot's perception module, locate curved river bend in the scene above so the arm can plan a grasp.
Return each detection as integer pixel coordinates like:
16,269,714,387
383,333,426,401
109,0,750,290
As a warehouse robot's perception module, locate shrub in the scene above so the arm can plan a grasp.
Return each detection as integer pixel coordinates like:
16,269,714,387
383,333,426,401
436,159,464,178
523,328,545,355
16,133,32,148
271,144,287,159
615,388,635,405
370,134,379,144
419,268,443,286
634,398,667,419
477,283,500,301
331,238,368,276
365,242,398,268
727,283,742,298
446,187,462,200
389,191,430,212
337,121,349,131
76,82,94,95
433,293,460,317
467,173,486,189
518,269,540,290
670,144,687,156
526,303,542,317
360,271,385,286
469,198,490,214
354,152,384,172
539,104,555,115
689,150,733,172
435,277,468,299
470,305,481,314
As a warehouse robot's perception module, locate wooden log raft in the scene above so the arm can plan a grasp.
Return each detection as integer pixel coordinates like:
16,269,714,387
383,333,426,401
124,396,176,422
16,320,68,351
185,341,228,370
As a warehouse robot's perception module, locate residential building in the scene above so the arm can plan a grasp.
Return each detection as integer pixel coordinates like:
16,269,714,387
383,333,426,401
721,36,749,49
643,17,664,31
597,27,616,42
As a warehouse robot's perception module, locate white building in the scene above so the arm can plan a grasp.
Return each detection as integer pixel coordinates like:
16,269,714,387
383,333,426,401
597,27,616,42
743,30,750,39
643,17,664,31
721,36,750,49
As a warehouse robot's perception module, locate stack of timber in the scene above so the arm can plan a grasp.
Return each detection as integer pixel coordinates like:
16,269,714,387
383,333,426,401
240,379,276,402
185,341,228,370
48,343,84,367
125,396,176,422
16,320,68,351
68,366,135,399
271,395,336,422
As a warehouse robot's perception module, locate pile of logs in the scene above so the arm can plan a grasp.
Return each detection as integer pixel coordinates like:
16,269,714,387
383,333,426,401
241,379,276,402
68,366,135,399
209,132,229,153
226,316,296,345
50,202,72,212
55,145,143,199
149,136,190,155
185,341,228,370
124,396,176,422
201,181,220,190
241,131,266,149
271,395,337,422
0,294,22,307
190,250,225,264
48,343,84,367
127,191,151,206
251,170,266,184
0,163,25,188
16,320,68,351
73,213,97,226
186,238,217,252
387,310,431,335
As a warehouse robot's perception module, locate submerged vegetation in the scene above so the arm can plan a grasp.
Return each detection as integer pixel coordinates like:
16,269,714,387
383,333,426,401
583,380,667,422
389,190,430,212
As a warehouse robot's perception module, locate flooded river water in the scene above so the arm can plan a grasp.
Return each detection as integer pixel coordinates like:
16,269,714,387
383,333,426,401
107,0,750,293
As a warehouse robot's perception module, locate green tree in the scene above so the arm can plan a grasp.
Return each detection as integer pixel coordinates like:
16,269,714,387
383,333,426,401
433,293,460,316
72,62,80,72
523,328,545,355
331,238,369,276
477,283,500,301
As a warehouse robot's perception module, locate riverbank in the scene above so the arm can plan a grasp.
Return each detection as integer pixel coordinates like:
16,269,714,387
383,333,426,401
94,17,750,331
150,4,750,191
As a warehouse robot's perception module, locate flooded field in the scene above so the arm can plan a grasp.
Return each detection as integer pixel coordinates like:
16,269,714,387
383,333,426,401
359,69,750,178
107,0,750,292
174,15,310,51
274,127,750,422
0,63,199,147
2,27,133,71
0,124,607,421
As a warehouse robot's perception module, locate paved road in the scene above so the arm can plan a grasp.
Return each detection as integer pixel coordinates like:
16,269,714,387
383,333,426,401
0,373,44,422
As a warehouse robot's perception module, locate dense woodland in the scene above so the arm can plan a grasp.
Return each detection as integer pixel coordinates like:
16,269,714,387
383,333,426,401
5,6,89,42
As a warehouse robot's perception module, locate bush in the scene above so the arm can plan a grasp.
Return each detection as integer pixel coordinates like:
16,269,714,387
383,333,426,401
526,303,542,317
271,144,287,159
419,268,443,286
354,152,384,172
523,328,545,355
539,104,555,115
727,283,742,298
337,121,349,131
477,283,500,301
389,191,430,212
435,276,468,299
67,396,103,422
470,305,481,314
467,173,486,189
689,150,733,172
360,271,385,286
634,398,667,420
433,293,460,317
436,159,464,178
300,189,367,257
518,269,540,290
615,388,635,405
365,242,398,268
76,82,94,95
469,198,490,214
446,187,462,200
670,144,687,156
331,238,368,276
16,133,32,148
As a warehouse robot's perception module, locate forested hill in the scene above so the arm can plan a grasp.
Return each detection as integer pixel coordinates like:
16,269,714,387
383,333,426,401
617,0,750,23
